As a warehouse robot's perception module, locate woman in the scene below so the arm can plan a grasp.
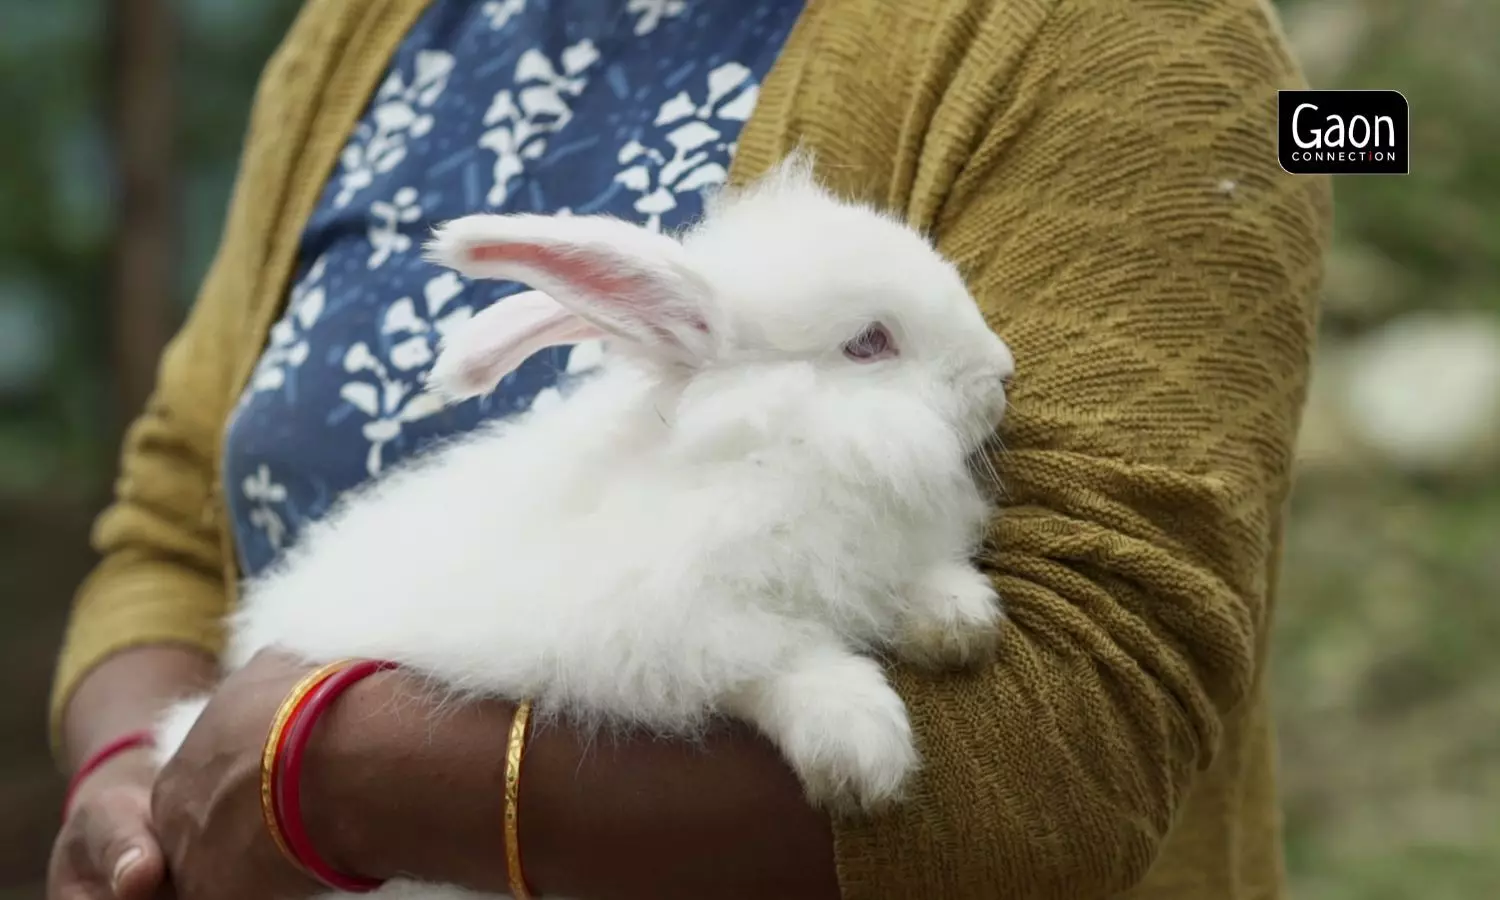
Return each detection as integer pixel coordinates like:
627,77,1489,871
47,1,1333,899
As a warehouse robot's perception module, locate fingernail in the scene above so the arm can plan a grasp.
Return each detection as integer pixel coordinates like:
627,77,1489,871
112,847,144,889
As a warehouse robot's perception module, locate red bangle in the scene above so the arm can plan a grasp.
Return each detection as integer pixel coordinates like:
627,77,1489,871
263,662,349,872
63,730,156,817
275,659,399,893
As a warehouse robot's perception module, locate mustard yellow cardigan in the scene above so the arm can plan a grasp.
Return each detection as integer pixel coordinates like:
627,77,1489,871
51,0,1332,897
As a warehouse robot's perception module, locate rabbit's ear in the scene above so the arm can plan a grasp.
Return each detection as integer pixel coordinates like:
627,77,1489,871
425,213,718,367
426,290,606,402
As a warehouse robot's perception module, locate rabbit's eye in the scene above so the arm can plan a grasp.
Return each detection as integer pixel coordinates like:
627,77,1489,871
843,323,896,362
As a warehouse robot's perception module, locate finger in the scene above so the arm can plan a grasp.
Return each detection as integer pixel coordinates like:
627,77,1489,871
76,794,166,900
47,836,115,900
51,871,116,900
50,872,116,900
111,844,166,900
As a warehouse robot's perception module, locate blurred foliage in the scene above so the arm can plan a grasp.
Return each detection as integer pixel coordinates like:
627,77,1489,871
0,0,303,498
1276,0,1500,897
1296,0,1500,326
0,0,1496,897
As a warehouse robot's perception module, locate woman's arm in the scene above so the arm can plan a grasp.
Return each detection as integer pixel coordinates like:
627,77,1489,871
814,2,1334,898
151,651,840,900
46,232,240,900
46,144,237,899
62,646,218,769
47,86,242,895
47,647,218,900
47,159,242,900
307,665,839,900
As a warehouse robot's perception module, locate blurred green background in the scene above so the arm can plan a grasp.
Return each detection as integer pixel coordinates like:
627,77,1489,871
1,0,1496,897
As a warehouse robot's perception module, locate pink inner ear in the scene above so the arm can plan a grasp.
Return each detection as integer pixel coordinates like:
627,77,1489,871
432,289,607,398
469,242,711,335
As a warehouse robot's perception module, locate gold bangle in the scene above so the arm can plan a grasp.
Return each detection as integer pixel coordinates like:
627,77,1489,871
260,660,353,873
503,699,534,900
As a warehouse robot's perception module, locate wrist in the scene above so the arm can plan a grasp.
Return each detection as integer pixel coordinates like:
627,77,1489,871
61,645,215,772
63,730,158,818
298,669,516,892
291,666,396,881
264,660,391,892
65,745,157,810
286,666,839,900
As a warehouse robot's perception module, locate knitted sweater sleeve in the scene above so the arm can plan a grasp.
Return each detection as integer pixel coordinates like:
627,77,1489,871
47,322,234,750
46,255,247,755
829,2,1332,897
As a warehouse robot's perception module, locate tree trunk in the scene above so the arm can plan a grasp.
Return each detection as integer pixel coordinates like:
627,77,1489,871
106,0,178,441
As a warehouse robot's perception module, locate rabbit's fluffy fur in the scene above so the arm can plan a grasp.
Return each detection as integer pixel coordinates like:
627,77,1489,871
154,155,1015,896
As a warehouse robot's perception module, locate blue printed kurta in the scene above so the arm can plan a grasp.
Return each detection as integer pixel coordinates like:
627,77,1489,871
222,0,805,576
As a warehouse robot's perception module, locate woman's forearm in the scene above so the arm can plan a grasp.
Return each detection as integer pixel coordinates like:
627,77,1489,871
306,670,841,900
61,644,218,770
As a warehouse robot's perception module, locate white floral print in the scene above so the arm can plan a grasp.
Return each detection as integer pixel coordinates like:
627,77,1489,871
248,255,328,394
242,464,290,549
479,39,602,208
338,271,473,476
368,186,423,269
627,0,687,36
482,0,526,30
334,50,456,208
615,61,756,230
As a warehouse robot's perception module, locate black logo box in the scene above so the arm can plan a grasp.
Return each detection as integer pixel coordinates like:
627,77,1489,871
1278,90,1409,175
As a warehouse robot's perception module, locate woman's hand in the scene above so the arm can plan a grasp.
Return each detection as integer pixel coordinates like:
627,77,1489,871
48,747,166,900
148,651,321,900
51,645,221,900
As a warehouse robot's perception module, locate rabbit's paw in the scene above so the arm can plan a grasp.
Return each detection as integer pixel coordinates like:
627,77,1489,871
730,649,919,815
897,562,1003,671
790,697,919,816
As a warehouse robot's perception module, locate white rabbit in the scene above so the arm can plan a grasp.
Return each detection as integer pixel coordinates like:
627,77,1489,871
153,153,1014,894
